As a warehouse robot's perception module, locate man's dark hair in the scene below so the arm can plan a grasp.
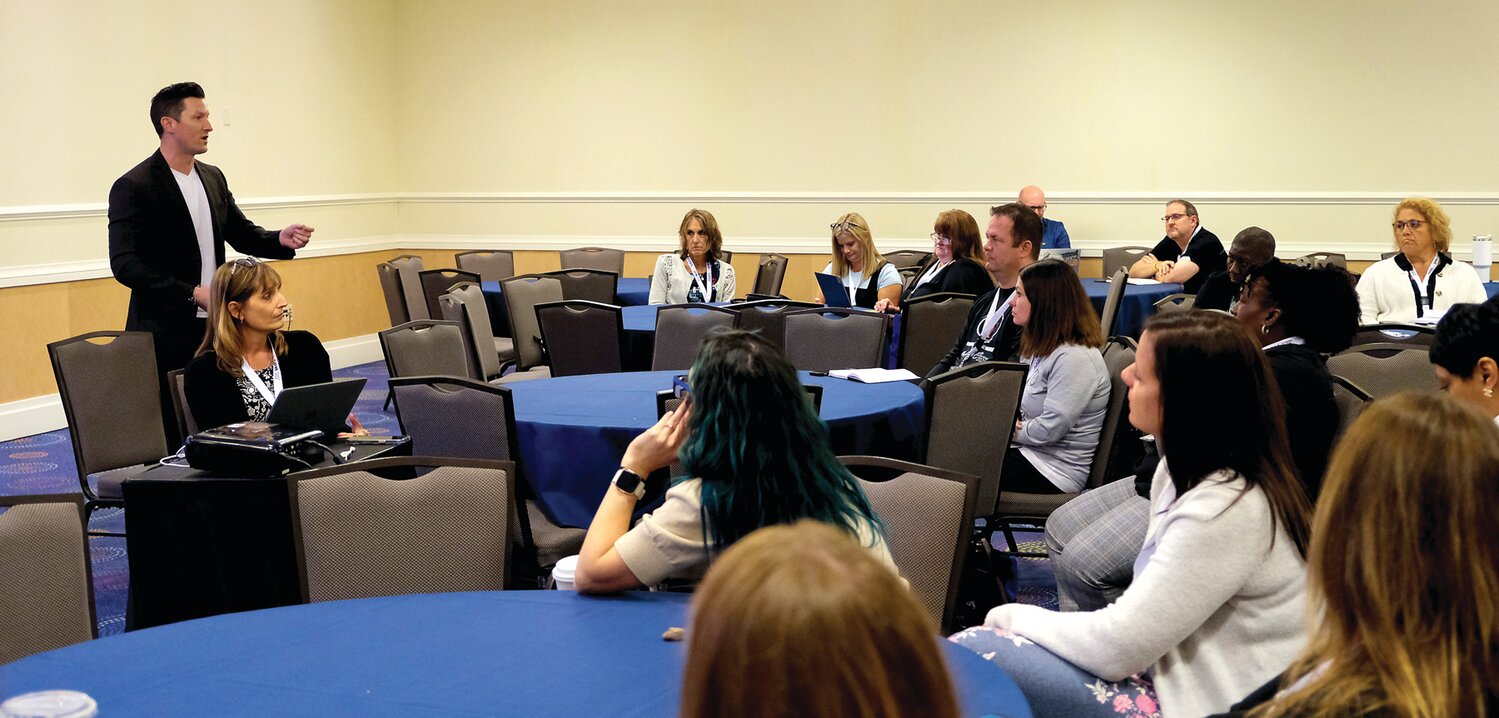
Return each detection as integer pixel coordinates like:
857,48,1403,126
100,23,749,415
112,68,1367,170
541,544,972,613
990,202,1043,260
150,82,205,137
1232,226,1277,258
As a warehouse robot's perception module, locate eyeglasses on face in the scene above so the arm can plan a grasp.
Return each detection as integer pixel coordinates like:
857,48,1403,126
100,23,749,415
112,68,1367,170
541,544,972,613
1161,213,1190,223
1025,204,1047,212
930,233,952,246
1392,220,1427,231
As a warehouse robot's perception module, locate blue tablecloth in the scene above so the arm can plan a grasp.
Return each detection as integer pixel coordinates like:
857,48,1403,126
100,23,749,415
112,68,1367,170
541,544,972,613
1080,279,1184,338
507,370,926,527
0,591,1032,718
1485,281,1498,299
481,277,652,337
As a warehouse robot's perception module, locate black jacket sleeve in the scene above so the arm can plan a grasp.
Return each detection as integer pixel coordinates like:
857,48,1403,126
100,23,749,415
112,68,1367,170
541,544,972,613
183,331,330,431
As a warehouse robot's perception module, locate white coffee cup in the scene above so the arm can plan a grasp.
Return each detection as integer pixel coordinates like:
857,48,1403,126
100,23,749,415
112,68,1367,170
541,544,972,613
0,690,98,718
552,554,579,590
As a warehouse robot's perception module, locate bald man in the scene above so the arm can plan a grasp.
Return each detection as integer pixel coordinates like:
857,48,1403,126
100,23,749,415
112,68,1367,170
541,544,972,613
1019,186,1070,249
1194,226,1277,311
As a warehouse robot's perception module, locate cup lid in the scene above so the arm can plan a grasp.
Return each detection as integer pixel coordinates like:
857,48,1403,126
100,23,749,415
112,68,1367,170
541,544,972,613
552,554,580,580
0,691,98,718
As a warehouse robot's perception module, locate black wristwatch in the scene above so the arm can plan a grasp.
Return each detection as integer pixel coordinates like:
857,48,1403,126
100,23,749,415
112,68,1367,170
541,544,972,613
612,467,647,500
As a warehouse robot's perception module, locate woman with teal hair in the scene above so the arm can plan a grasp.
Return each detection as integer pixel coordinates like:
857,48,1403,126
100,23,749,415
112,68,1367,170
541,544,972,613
575,329,894,593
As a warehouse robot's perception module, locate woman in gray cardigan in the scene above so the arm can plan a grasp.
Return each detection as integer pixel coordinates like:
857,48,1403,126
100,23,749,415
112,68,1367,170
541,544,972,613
1002,260,1110,494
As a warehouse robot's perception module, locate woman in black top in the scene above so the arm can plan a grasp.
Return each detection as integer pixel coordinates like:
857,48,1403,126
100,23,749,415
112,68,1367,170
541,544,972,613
875,209,993,312
184,258,364,434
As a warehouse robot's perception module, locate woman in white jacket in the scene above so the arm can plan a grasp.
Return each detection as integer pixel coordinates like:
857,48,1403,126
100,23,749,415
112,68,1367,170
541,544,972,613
649,209,736,304
951,311,1314,718
1356,197,1485,324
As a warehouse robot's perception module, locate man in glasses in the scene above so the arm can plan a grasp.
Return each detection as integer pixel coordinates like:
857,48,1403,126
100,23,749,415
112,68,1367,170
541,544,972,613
1127,199,1225,294
108,81,315,444
1193,226,1278,311
1019,185,1070,249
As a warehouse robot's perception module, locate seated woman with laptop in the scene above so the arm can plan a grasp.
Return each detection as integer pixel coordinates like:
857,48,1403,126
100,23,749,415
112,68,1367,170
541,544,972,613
813,212,902,310
184,258,366,435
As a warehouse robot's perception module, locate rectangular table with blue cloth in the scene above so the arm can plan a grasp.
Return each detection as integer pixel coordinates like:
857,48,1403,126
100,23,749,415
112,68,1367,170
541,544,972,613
506,370,926,528
0,591,1033,717
481,276,652,337
1080,279,1184,338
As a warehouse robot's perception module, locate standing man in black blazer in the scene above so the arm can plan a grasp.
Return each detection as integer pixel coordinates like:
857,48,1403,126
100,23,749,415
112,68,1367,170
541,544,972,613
108,82,314,444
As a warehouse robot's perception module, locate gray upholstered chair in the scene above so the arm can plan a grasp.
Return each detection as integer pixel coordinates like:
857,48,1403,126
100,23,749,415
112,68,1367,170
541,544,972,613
884,250,933,270
1328,343,1438,398
782,308,890,372
1294,252,1347,269
499,275,565,382
541,268,617,304
1098,267,1130,338
1153,293,1196,313
165,368,200,441
559,247,625,274
898,292,976,374
1330,375,1373,443
535,300,625,376
376,261,411,327
1381,251,1399,260
288,456,515,603
419,269,481,321
378,319,475,383
47,331,167,528
381,254,428,322
730,299,819,350
1350,323,1436,348
752,254,789,296
840,456,978,633
455,250,516,283
440,282,516,381
388,376,584,576
922,360,1028,519
0,494,95,664
652,304,736,371
1101,246,1151,276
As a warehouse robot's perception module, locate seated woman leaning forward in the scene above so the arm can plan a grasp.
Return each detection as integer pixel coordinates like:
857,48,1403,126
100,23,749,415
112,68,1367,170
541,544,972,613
814,212,901,310
184,258,365,435
952,311,1313,718
573,329,895,593
680,521,958,718
649,208,736,304
873,208,994,313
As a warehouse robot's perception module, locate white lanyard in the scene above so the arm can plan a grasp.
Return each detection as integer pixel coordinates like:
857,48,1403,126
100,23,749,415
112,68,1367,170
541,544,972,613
915,259,950,288
241,353,284,406
1262,336,1306,351
684,256,713,302
981,289,1016,339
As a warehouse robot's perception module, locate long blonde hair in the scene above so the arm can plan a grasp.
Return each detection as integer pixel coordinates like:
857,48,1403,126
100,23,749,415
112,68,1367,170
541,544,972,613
681,520,958,718
195,259,288,376
1253,392,1499,717
828,212,885,276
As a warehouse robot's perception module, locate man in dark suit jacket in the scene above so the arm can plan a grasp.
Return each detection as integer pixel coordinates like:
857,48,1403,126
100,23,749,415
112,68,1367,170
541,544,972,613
1193,226,1277,311
108,82,314,443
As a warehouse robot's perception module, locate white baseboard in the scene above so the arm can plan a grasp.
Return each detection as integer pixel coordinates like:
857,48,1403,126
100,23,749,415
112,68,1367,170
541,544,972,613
0,333,382,443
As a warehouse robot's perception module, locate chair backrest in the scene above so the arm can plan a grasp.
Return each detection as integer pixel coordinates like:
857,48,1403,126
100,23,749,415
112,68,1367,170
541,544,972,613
455,250,516,283
1153,292,1196,313
1098,267,1130,338
1326,343,1440,398
719,250,733,263
379,319,474,381
289,456,514,603
1329,374,1373,444
389,377,518,463
1381,251,1399,260
166,368,200,440
1295,252,1347,269
440,282,501,380
386,254,428,321
730,299,820,349
375,261,411,326
652,304,737,371
753,254,789,296
0,495,95,664
782,308,890,372
923,361,1028,517
884,250,933,270
559,247,624,274
1101,246,1151,276
419,269,480,320
898,292,977,373
535,300,624,376
500,275,566,370
47,331,168,491
840,456,978,634
1350,323,1436,348
541,268,617,304
1087,338,1138,488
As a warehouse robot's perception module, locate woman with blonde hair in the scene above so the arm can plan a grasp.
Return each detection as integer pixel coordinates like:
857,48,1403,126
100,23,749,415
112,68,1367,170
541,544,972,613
1355,197,1485,324
1222,392,1499,717
815,212,901,309
184,258,364,433
681,520,959,718
874,209,993,312
649,208,736,304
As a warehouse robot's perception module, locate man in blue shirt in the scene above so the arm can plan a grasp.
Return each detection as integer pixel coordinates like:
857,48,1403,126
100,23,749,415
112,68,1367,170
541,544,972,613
1020,185,1070,249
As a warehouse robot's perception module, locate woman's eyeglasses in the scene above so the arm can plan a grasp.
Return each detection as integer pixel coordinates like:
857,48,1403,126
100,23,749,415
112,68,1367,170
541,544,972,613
830,220,866,233
930,233,952,246
1392,220,1426,231
229,257,261,276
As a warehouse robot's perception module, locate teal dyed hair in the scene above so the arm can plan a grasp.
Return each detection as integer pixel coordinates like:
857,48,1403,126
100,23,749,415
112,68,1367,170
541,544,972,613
678,329,885,552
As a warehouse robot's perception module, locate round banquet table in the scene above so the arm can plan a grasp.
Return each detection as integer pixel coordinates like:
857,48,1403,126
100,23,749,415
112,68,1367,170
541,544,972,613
0,591,1033,718
1080,278,1184,338
481,276,652,337
507,370,926,528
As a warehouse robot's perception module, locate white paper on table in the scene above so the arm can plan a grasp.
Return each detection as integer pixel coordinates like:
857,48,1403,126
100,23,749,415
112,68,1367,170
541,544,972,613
828,368,920,383
1126,278,1162,285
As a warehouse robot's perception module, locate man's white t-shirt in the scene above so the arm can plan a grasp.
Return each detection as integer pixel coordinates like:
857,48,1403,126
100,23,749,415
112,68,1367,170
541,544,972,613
171,165,215,318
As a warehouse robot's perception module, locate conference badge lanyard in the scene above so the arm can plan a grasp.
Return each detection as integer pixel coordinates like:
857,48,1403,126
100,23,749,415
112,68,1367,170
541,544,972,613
959,291,1015,365
684,256,715,303
241,354,284,407
1406,254,1441,317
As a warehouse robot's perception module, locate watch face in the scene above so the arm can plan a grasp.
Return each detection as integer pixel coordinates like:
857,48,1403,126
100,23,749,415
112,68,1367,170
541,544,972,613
615,469,644,492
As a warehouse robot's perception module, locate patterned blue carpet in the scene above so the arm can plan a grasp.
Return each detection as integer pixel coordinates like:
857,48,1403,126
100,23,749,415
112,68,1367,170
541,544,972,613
1,360,1055,637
